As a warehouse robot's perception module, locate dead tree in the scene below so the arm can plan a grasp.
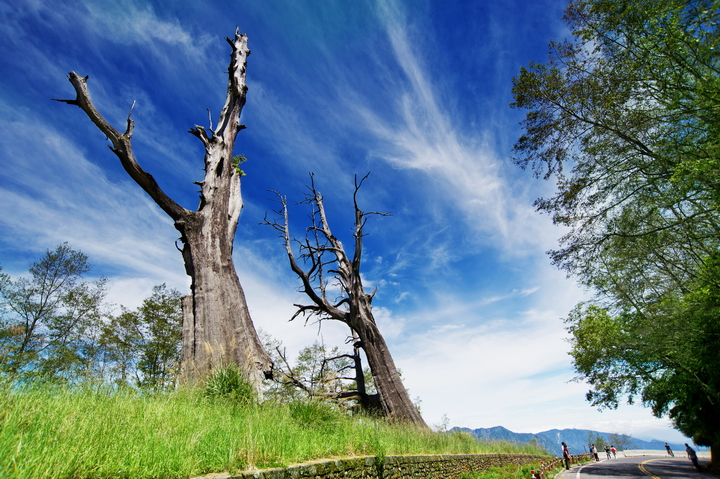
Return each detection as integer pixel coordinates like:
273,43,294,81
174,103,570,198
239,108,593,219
54,29,272,388
264,174,428,427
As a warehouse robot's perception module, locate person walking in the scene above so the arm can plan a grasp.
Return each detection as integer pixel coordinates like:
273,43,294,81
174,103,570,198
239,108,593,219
685,443,700,471
592,444,600,462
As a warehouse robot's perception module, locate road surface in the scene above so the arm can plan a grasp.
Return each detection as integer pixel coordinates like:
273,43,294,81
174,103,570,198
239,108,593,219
555,456,718,478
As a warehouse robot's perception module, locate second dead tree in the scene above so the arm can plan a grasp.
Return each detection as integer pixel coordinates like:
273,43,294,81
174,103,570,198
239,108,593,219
264,174,428,428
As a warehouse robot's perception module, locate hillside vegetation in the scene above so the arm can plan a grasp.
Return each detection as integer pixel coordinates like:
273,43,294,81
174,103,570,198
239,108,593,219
0,381,546,479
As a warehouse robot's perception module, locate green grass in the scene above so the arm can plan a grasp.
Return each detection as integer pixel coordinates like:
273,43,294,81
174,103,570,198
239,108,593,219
0,382,546,478
460,461,563,478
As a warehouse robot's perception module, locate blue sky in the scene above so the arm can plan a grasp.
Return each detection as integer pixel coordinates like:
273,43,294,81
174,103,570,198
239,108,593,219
0,0,690,444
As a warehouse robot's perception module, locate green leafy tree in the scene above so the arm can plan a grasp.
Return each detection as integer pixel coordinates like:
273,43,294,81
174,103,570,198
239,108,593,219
98,308,143,385
608,433,634,452
586,432,606,454
135,284,182,389
512,0,720,467
100,284,182,389
0,244,106,381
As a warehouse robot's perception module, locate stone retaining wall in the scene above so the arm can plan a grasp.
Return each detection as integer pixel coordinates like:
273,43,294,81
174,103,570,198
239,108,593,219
194,453,551,479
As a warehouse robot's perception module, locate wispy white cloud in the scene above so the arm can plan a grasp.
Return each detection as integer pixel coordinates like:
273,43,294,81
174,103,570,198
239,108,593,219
327,0,560,257
381,256,592,433
0,105,187,302
78,0,215,65
245,82,353,186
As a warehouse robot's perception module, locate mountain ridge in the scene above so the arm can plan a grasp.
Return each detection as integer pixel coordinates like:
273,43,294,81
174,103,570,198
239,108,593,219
452,426,691,456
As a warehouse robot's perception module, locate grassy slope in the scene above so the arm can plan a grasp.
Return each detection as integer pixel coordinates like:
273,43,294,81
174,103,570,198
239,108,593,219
0,384,547,479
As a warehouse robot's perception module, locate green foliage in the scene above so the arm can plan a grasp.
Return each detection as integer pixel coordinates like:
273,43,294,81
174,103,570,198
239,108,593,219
608,433,634,451
512,0,720,449
0,245,184,389
96,283,182,389
203,363,255,404
134,284,182,388
98,308,143,385
232,154,247,175
564,268,720,446
262,333,376,410
0,243,107,381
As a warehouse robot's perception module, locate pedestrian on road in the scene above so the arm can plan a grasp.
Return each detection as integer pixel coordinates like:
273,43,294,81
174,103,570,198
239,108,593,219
665,443,674,457
685,443,700,471
592,444,599,462
562,442,571,470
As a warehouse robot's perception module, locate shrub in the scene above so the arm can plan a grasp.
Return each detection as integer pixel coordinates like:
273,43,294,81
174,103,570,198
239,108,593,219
203,363,255,404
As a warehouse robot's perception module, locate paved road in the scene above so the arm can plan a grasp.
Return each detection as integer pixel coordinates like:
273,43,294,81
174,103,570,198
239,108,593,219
555,456,718,478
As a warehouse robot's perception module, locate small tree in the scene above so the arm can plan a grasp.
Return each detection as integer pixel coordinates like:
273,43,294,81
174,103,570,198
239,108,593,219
270,332,379,412
608,433,634,452
135,284,183,389
98,284,183,389
0,244,106,381
99,308,144,385
264,174,427,427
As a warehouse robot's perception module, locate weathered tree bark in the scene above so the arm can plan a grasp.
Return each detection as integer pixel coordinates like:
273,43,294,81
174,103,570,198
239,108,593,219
54,29,272,388
265,174,427,427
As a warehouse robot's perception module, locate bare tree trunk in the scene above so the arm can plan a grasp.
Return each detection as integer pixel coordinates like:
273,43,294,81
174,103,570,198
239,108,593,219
54,29,272,388
176,211,269,387
265,174,427,427
352,307,424,424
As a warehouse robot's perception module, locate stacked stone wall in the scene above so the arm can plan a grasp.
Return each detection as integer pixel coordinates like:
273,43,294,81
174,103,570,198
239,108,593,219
194,453,552,479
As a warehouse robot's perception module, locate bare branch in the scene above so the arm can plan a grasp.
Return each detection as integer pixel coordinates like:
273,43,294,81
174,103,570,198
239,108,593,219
126,100,136,135
262,189,347,322
54,72,188,221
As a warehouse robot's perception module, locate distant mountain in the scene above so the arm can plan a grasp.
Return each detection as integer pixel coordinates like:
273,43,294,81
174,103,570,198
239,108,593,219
451,426,690,456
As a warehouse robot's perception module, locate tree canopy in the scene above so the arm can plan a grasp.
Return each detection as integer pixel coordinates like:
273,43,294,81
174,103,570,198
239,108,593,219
0,244,106,380
99,284,182,389
0,244,185,388
511,0,720,461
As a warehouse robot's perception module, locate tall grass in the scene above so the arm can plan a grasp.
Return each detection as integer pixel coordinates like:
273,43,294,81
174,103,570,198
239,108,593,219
0,381,545,478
